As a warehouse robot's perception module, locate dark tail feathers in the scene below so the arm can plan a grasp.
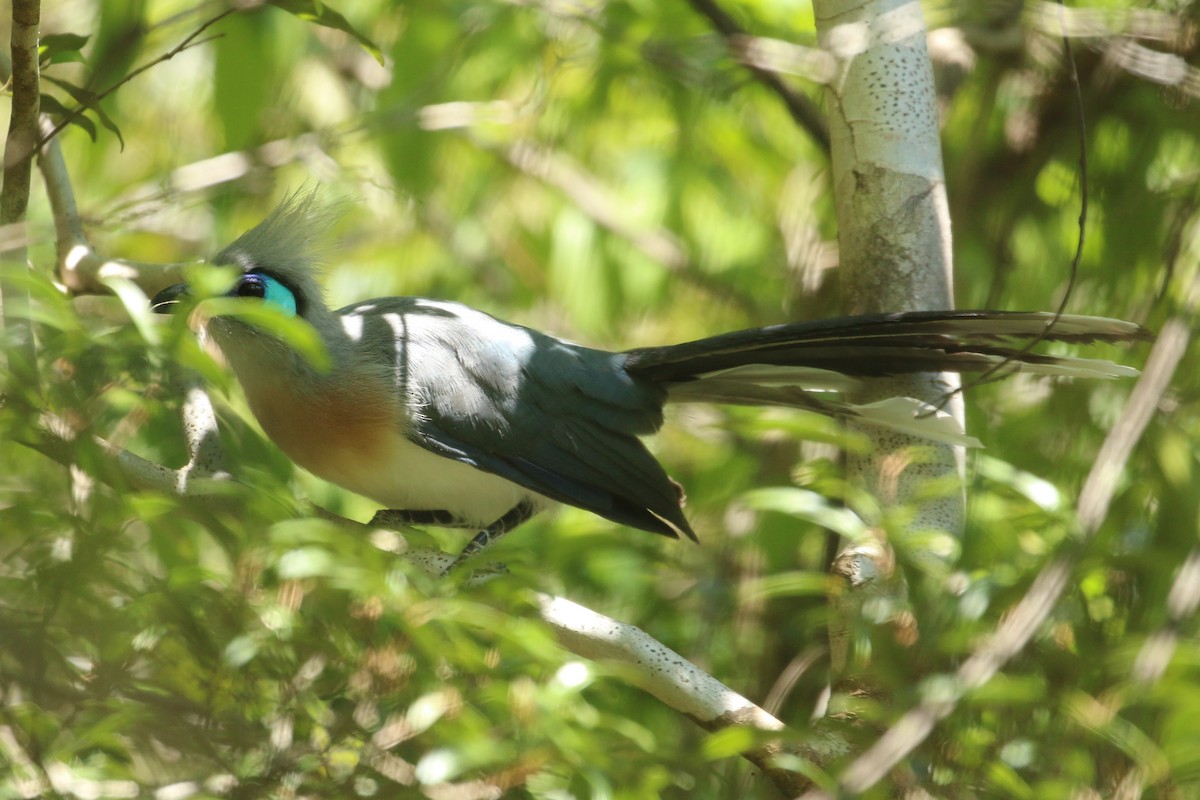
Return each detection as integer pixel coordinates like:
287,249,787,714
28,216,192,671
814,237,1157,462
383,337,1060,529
622,310,1151,384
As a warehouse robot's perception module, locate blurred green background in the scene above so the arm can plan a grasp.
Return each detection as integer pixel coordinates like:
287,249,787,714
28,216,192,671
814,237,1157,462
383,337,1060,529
0,1,1195,797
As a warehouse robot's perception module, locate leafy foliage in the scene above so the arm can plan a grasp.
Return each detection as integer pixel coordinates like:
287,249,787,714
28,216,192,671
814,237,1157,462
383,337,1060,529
1,1,1195,798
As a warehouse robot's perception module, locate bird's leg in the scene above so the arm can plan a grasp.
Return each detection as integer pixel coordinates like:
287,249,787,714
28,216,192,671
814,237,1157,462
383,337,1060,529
445,500,537,573
369,508,479,529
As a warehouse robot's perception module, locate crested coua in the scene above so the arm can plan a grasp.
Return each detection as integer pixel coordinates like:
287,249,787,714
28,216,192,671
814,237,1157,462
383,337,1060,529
152,194,1151,568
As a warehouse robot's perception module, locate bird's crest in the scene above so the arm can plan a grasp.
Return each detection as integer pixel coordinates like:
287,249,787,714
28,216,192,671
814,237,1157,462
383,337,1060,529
211,188,341,311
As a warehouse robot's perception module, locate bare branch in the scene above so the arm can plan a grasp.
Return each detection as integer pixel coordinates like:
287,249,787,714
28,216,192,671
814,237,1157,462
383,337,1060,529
179,379,229,478
537,594,838,794
38,119,187,296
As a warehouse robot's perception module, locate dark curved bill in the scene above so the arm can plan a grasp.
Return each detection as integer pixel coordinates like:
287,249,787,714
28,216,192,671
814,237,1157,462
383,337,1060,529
151,283,189,314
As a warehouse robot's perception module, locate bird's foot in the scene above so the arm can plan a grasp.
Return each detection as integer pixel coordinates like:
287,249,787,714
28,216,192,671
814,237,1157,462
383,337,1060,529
369,508,477,529
441,501,536,576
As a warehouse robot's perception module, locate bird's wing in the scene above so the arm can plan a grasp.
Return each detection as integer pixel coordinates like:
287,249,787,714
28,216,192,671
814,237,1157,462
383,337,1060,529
344,298,696,540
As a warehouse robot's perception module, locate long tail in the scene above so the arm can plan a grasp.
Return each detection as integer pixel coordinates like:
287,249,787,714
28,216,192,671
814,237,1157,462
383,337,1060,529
622,310,1152,446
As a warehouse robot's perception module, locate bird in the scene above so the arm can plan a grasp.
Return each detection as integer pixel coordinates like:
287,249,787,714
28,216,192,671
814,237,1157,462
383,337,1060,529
151,192,1151,569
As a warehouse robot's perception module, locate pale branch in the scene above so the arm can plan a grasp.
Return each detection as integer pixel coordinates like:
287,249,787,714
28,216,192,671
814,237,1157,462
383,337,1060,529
104,132,339,224
799,311,1181,799
38,120,187,296
502,141,688,270
1087,319,1197,800
1130,543,1200,687
1027,2,1186,44
811,0,962,692
684,0,831,153
23,423,236,498
729,35,837,84
36,101,228,485
178,380,228,477
0,46,186,299
536,594,837,795
1075,317,1186,532
13,9,248,305
1114,542,1200,796
761,645,827,717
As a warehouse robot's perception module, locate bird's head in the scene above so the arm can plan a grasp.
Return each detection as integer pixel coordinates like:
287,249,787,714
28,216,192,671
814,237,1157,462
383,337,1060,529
152,189,335,320
151,190,338,371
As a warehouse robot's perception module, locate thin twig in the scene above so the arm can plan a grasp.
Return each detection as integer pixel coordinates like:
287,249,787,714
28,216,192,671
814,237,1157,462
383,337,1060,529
38,115,186,295
36,8,235,150
934,0,1091,409
684,0,831,153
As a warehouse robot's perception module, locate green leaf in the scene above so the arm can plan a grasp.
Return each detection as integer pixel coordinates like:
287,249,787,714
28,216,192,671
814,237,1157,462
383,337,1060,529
39,33,90,65
42,75,125,149
102,275,160,346
197,298,332,373
267,0,384,64
701,727,757,760
276,546,335,579
224,635,261,667
39,93,97,141
742,487,868,539
742,570,830,601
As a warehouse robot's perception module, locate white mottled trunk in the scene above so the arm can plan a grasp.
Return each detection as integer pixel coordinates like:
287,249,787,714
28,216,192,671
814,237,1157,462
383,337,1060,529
813,0,964,670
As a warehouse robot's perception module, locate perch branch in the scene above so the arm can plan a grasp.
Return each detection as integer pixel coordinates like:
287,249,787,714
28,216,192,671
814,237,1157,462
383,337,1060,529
38,119,187,296
537,594,837,795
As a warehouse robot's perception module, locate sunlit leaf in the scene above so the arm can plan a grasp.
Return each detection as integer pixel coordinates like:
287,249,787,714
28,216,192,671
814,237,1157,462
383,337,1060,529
267,0,383,64
39,93,98,140
39,33,90,65
42,74,124,148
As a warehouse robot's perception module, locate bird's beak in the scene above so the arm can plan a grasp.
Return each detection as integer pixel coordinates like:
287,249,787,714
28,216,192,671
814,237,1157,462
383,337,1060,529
151,283,189,314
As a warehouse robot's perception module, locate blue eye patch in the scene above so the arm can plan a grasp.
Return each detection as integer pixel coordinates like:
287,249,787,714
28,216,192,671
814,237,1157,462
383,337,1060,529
231,272,298,316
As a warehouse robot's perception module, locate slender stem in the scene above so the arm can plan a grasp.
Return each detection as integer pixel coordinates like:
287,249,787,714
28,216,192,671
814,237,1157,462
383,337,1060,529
1,0,42,391
36,9,234,149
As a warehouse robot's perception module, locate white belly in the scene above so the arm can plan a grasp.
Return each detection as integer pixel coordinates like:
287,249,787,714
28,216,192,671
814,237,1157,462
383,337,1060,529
317,429,545,526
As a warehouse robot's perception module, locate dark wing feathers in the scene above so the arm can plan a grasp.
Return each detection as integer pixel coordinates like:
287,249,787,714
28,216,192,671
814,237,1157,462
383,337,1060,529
391,299,693,540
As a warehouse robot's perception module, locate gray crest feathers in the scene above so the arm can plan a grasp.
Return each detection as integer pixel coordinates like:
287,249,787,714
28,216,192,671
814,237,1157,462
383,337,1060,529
211,188,341,311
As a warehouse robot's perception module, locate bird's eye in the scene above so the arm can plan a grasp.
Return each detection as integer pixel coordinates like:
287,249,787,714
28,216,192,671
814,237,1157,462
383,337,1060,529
236,274,267,299
231,272,298,316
